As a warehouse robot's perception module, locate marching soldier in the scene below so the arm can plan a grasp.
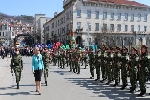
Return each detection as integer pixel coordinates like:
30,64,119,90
10,48,23,89
42,47,50,86
113,46,121,87
105,47,113,85
88,48,95,79
95,48,101,81
100,46,107,82
120,46,129,90
138,45,149,97
128,47,138,93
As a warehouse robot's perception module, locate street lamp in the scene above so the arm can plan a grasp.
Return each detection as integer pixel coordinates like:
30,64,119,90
87,22,90,50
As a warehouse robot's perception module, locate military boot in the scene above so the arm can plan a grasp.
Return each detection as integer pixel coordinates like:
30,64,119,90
45,81,47,86
17,83,19,89
113,82,118,87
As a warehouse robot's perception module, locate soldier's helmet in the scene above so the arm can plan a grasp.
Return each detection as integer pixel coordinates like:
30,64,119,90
44,47,48,50
123,46,128,51
141,45,148,49
15,47,19,51
131,47,137,52
115,46,120,50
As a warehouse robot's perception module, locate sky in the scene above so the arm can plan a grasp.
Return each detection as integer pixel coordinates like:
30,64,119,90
0,0,149,17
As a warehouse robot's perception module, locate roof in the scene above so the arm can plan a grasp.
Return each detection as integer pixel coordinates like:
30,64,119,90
86,0,147,7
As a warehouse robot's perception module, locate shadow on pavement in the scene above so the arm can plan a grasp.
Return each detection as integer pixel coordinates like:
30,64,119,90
0,85,16,90
53,71,72,75
65,78,150,100
0,92,31,96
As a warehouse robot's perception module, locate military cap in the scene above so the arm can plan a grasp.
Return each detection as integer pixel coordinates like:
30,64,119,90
15,48,19,51
123,46,128,50
44,47,48,50
131,47,137,52
115,46,120,50
141,45,147,49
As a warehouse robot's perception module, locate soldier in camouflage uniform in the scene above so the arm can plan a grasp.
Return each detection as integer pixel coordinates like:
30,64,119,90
72,48,80,74
113,46,121,87
120,46,129,90
138,45,149,97
60,50,66,69
10,48,23,89
128,47,138,93
69,49,73,72
42,47,50,86
95,48,101,81
88,48,95,79
105,47,113,85
82,50,88,69
100,46,107,82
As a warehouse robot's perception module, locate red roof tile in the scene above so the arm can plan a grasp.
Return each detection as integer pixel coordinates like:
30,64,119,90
87,0,147,7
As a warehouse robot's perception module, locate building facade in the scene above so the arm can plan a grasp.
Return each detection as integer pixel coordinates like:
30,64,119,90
45,0,150,47
33,14,51,44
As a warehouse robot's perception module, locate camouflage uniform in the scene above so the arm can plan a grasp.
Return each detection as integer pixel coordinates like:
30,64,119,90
95,50,101,81
100,48,107,82
10,49,23,89
138,45,149,96
120,47,129,90
129,47,138,93
113,47,121,86
88,49,95,78
42,48,50,86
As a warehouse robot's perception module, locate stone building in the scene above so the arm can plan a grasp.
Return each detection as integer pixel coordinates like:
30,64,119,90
44,0,150,48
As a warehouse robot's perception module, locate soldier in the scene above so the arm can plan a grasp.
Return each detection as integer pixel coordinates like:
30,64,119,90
10,48,23,89
105,47,113,85
128,47,138,93
42,47,50,86
120,46,129,90
69,49,73,72
138,45,149,97
95,48,101,81
100,46,107,82
113,46,121,87
82,50,88,69
88,48,95,79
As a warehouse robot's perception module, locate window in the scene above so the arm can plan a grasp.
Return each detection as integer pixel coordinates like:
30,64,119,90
138,14,141,21
95,23,99,31
125,25,128,31
138,25,140,31
12,32,14,36
110,12,114,20
144,14,147,22
95,11,99,19
103,23,107,31
77,10,81,17
144,26,147,31
110,24,114,31
87,38,91,45
3,32,4,36
5,27,7,30
131,25,134,32
0,32,1,36
125,13,128,20
58,29,59,34
117,24,121,31
87,10,91,18
77,22,81,29
87,23,91,31
118,13,121,20
131,14,134,21
103,12,107,19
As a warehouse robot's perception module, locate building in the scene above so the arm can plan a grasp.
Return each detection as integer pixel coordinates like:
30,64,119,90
0,21,15,46
45,0,150,48
33,14,51,44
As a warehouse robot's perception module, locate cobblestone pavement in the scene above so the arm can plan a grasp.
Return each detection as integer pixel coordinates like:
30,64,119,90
0,56,150,100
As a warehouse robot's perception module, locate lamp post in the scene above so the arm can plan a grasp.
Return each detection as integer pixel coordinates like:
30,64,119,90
87,22,90,50
70,21,75,48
